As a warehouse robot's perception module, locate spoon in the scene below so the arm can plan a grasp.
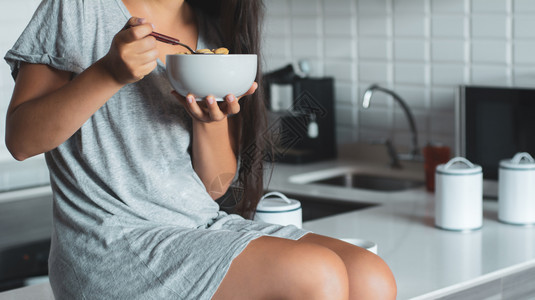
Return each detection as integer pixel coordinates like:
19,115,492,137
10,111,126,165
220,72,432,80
123,25,197,54
149,31,197,54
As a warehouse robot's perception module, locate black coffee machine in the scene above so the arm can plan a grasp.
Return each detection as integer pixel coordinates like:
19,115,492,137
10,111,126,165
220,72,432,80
263,64,337,164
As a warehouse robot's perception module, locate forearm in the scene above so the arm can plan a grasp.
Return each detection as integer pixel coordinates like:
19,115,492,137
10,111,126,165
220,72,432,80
192,118,238,199
6,59,123,160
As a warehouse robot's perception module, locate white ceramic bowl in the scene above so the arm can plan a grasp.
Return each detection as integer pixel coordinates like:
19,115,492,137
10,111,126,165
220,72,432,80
166,54,258,101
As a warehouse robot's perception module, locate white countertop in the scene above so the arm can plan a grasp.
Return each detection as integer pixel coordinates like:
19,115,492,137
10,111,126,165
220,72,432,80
265,160,535,300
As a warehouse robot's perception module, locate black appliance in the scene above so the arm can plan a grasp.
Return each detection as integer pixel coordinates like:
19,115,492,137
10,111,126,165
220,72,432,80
0,193,52,292
263,65,337,164
456,85,535,180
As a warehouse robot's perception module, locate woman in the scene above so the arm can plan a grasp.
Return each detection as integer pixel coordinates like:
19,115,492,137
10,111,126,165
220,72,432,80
4,0,396,299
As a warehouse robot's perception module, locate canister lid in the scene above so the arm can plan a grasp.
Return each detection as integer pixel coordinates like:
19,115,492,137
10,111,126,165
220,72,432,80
256,192,301,212
500,152,535,170
436,157,482,175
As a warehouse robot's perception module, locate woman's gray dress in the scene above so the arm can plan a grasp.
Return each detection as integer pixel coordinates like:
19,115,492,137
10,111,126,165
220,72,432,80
5,1,309,299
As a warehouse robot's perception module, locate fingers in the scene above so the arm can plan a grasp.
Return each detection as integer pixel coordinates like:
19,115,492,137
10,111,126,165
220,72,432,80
121,18,154,43
171,91,209,121
132,35,157,56
120,43,158,81
119,18,157,56
125,16,145,28
122,18,157,67
185,94,207,119
107,17,158,83
125,25,155,44
204,96,226,121
138,47,159,66
137,60,158,78
237,82,258,101
171,92,232,122
224,94,240,115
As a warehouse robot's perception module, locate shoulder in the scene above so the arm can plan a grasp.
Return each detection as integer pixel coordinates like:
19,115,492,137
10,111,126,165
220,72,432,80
36,0,126,40
38,0,116,19
37,0,84,13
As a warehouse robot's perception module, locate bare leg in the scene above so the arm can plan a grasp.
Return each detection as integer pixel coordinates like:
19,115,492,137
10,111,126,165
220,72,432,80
212,235,349,300
299,233,397,300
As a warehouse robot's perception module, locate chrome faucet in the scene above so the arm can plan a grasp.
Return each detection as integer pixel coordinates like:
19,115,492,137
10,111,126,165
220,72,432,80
362,84,421,164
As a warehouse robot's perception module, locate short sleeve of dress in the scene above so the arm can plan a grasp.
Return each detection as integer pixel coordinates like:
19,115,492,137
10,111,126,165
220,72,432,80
4,0,86,79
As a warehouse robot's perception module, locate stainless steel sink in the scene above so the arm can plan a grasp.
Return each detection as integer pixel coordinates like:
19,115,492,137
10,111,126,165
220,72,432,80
288,165,425,192
309,173,424,192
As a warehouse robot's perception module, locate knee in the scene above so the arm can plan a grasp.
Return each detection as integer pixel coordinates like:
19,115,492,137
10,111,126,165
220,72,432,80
346,250,397,300
366,255,397,300
284,243,349,300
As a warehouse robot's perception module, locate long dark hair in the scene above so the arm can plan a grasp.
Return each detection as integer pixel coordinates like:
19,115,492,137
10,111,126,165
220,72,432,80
187,0,267,219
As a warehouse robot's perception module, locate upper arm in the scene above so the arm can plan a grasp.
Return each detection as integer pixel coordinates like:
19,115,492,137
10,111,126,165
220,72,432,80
7,63,72,116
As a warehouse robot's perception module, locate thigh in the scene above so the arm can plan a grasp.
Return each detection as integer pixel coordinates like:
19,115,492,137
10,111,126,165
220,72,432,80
298,233,397,300
212,235,349,300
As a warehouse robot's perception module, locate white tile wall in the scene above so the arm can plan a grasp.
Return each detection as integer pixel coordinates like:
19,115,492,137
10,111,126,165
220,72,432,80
394,0,428,14
472,0,509,13
432,64,467,85
359,38,389,60
358,61,390,83
431,0,466,14
263,0,535,152
471,15,509,38
325,18,356,37
514,41,535,65
2,0,535,189
358,0,390,14
514,15,535,38
394,13,428,37
514,0,535,12
358,15,390,37
291,37,321,58
325,37,355,59
471,40,508,64
431,87,457,113
514,66,535,87
394,39,427,61
291,18,320,36
431,16,466,38
431,40,466,62
323,0,356,16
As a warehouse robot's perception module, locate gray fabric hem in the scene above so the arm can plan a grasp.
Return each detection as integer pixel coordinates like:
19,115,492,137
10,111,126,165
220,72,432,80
4,49,84,79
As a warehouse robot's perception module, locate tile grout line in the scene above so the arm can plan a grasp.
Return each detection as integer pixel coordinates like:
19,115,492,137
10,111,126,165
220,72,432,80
506,0,514,87
386,0,395,140
464,0,472,84
424,0,432,144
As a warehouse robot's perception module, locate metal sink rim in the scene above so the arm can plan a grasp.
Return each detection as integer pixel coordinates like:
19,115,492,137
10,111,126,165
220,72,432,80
288,166,425,192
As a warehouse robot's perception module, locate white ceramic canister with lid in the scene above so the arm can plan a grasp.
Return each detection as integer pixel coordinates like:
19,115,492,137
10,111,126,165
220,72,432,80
254,192,302,228
498,152,535,225
435,157,483,231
